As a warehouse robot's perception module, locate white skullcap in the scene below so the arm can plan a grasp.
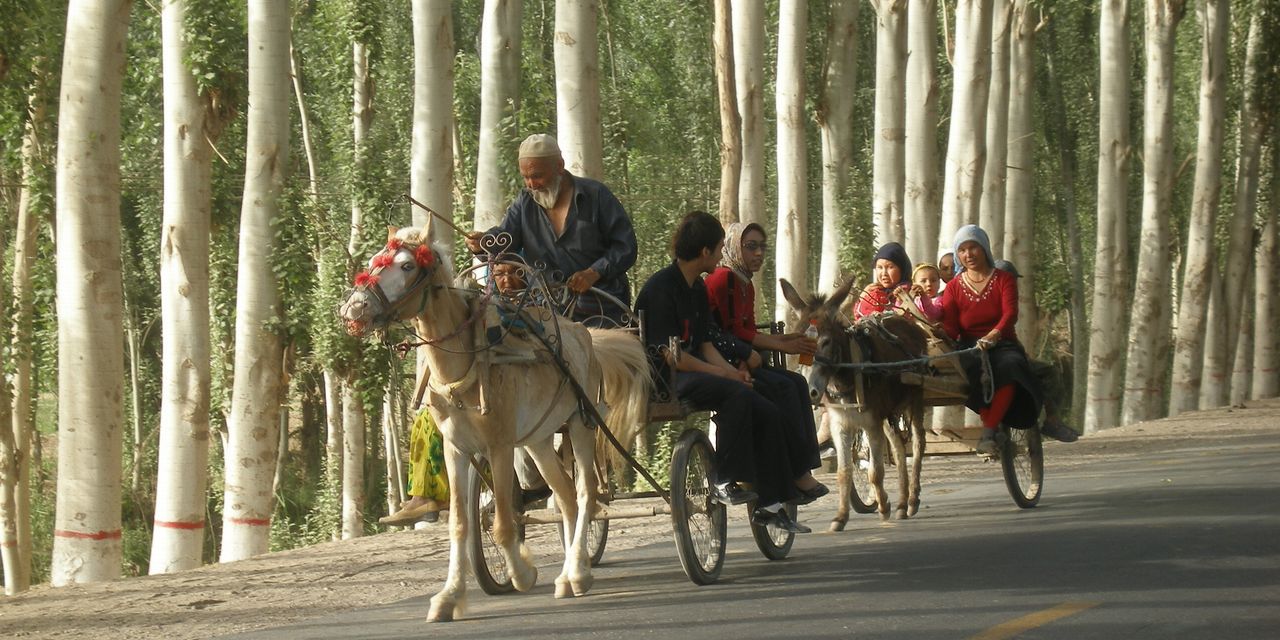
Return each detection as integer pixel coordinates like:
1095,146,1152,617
518,133,561,159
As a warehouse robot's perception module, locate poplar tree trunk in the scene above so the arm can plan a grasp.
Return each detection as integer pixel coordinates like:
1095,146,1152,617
1207,13,1264,405
1230,269,1255,406
904,0,941,274
381,385,405,517
411,0,454,242
774,0,808,323
871,0,907,245
340,380,365,540
7,88,45,593
323,371,343,541
474,0,523,230
555,0,604,180
732,0,766,227
1122,0,1185,426
51,0,131,585
714,0,742,226
1085,0,1132,434
1253,146,1280,400
938,0,993,256
1003,0,1037,347
978,0,1012,249
1169,0,1228,415
818,0,860,292
221,0,291,562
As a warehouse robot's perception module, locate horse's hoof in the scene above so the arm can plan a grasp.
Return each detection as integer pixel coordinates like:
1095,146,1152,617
907,502,920,517
829,519,847,532
893,509,907,520
511,563,538,592
878,511,890,522
427,598,457,623
570,574,594,597
555,578,573,599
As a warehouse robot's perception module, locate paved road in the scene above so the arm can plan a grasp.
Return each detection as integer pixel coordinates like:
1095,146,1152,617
231,434,1280,639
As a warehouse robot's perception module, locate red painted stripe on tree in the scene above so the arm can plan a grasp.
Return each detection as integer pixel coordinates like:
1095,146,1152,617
228,517,271,526
54,528,123,541
154,519,206,530
1,539,16,548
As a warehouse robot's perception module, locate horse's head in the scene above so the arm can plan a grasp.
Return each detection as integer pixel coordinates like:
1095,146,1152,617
339,227,443,337
779,276,858,405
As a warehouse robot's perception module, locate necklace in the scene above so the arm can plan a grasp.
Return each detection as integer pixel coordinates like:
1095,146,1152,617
963,268,992,293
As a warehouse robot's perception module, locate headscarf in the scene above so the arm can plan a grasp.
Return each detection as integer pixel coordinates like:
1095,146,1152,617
721,221,766,283
951,224,994,273
871,242,912,288
912,262,940,282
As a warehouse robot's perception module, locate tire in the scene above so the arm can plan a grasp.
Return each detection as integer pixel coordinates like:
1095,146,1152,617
669,429,726,586
750,502,796,561
848,430,877,515
1001,426,1044,508
468,459,525,595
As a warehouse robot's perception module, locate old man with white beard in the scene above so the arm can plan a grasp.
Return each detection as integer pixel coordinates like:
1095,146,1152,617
466,133,638,325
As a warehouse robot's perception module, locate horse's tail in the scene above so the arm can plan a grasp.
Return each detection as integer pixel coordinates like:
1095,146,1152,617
588,328,652,463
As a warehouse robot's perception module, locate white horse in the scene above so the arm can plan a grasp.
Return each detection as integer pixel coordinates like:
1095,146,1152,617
339,227,650,622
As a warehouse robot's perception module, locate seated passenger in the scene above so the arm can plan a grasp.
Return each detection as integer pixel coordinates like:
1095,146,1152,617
854,242,939,321
634,211,811,533
940,225,1078,454
704,222,827,503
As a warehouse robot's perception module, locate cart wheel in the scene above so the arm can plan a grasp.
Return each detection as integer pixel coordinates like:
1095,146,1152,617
848,430,877,515
750,502,796,560
468,459,525,595
669,429,726,585
1001,426,1043,508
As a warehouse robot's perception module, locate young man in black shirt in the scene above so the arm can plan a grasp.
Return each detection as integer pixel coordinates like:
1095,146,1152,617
633,211,810,533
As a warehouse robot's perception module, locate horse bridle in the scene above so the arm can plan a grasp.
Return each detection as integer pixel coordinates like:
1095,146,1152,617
351,244,439,328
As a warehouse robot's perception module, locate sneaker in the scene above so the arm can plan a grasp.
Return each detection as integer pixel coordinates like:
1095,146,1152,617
818,443,837,460
711,482,758,506
975,429,998,455
1040,419,1079,443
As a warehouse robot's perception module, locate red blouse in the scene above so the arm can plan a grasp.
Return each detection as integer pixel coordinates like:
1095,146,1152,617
704,266,759,343
854,284,909,320
941,268,1019,343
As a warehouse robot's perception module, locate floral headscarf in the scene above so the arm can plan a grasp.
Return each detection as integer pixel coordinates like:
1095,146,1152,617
721,221,766,284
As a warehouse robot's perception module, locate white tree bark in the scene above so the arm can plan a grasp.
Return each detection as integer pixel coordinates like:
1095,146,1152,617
6,89,45,593
818,0,860,292
714,0,742,226
1122,0,1185,425
1003,0,1036,347
474,0,523,230
1169,0,1228,415
1229,267,1255,406
904,0,941,274
381,386,404,517
938,0,993,256
340,380,365,539
732,0,766,226
978,0,1012,249
555,0,604,180
774,0,808,323
871,0,907,245
1206,13,1264,406
1084,0,1132,434
411,0,455,245
221,0,291,562
50,0,130,586
323,370,343,541
151,0,215,574
1253,148,1280,400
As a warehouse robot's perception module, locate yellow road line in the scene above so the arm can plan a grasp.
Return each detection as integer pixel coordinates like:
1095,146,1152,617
969,601,1100,640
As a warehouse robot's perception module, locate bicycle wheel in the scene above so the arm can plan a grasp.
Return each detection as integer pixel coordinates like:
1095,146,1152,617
750,503,796,561
468,459,525,595
669,429,726,585
1000,427,1044,508
848,430,877,514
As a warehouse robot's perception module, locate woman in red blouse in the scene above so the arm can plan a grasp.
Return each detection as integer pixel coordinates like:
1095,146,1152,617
940,224,1076,453
704,222,827,502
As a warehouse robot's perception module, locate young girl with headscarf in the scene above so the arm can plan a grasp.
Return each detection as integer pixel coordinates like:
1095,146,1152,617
853,242,940,321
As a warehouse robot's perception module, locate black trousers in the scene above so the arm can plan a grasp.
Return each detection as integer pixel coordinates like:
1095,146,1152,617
752,367,820,473
674,371,800,506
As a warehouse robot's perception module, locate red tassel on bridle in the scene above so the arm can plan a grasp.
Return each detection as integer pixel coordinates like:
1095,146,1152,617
354,271,379,288
414,245,434,268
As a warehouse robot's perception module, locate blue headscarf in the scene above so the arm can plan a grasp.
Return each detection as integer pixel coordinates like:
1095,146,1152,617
871,242,913,287
951,224,994,274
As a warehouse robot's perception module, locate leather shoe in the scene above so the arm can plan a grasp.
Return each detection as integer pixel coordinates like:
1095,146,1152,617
789,481,830,506
752,506,811,534
710,482,757,506
1040,419,1079,443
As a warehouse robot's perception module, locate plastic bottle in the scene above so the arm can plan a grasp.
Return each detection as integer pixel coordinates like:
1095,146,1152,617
798,319,818,366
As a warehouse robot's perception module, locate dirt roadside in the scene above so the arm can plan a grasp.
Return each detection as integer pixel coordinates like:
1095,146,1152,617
2,397,1276,639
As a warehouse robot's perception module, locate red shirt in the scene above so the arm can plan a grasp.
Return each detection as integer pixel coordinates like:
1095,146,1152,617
704,266,759,343
941,269,1019,343
853,284,910,320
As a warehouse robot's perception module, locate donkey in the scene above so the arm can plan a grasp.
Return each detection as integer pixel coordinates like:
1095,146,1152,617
780,278,928,530
339,227,650,622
